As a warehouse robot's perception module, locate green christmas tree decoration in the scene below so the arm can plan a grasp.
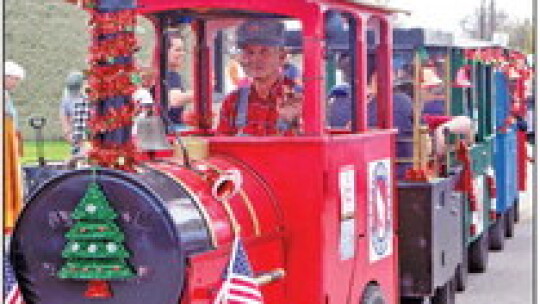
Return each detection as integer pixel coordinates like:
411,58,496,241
71,182,117,221
58,181,135,298
66,222,124,241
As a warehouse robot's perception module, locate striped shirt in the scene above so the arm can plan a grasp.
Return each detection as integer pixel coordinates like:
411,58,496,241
60,91,90,144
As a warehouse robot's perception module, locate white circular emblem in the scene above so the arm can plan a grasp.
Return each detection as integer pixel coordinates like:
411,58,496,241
106,243,118,253
87,244,98,253
369,162,392,256
71,243,80,251
85,204,97,213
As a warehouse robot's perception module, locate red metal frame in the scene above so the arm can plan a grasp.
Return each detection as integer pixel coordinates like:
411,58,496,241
136,0,394,136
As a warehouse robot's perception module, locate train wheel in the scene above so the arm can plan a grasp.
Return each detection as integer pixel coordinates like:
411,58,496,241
360,284,386,304
431,280,455,304
505,207,515,238
448,279,457,303
468,232,489,273
455,253,468,292
514,199,520,223
488,217,505,251
401,298,425,304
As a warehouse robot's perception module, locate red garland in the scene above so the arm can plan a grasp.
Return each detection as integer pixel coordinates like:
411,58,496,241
85,5,139,170
88,141,137,172
86,66,137,101
87,104,138,133
89,10,136,36
464,49,477,61
88,33,137,64
88,105,137,133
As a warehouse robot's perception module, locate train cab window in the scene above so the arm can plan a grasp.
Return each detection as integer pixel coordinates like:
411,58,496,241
324,11,356,133
158,11,304,136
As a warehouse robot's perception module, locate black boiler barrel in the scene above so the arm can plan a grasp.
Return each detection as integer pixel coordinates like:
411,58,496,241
10,168,213,304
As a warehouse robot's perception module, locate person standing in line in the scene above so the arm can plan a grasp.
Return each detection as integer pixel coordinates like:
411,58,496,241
59,71,90,156
4,61,26,231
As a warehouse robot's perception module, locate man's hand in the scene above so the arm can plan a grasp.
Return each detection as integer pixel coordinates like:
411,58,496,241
169,89,194,107
278,92,302,123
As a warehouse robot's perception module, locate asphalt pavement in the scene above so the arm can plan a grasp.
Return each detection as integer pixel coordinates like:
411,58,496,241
456,146,535,304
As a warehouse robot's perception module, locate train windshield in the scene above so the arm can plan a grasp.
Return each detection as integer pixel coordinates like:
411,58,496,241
151,10,304,135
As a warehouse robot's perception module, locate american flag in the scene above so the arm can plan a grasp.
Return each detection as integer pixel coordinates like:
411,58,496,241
213,237,263,304
4,241,24,304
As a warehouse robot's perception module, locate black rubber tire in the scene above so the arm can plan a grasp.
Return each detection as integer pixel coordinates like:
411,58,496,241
455,258,468,292
432,281,455,304
514,199,520,223
505,207,515,238
448,279,457,304
401,297,425,304
488,217,505,251
360,284,386,304
468,232,489,273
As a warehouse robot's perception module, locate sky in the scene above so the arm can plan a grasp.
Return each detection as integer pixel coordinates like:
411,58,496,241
390,0,534,36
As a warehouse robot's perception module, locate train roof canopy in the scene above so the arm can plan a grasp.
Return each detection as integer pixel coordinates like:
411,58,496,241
65,0,409,15
340,0,411,14
393,28,454,50
453,37,498,49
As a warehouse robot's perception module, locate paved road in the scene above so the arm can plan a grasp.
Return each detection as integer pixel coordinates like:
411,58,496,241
457,146,535,304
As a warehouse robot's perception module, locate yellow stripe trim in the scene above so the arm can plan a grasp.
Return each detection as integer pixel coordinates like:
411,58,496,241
199,161,262,237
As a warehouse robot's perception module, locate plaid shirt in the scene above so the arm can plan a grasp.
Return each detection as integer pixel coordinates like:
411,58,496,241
217,77,300,136
71,96,90,144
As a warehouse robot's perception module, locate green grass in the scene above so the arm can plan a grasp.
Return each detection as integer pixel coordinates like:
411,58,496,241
22,141,70,165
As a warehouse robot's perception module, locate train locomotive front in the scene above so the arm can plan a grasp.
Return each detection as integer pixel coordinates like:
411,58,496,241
11,155,283,304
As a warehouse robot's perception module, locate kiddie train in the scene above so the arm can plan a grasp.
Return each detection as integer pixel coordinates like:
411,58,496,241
8,0,532,304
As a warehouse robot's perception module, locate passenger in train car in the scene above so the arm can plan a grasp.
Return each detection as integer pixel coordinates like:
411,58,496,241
283,53,302,85
165,31,194,127
366,62,416,179
326,53,414,177
326,53,415,134
216,19,303,136
327,53,354,128
421,86,446,116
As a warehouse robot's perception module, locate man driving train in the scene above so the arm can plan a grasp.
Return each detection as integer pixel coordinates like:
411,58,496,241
216,19,303,136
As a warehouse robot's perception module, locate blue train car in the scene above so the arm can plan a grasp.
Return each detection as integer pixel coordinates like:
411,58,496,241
492,70,518,245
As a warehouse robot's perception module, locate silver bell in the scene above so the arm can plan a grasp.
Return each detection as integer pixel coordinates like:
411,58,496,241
133,114,171,151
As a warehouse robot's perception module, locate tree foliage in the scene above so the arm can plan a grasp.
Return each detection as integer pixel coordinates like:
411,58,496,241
460,6,534,53
5,0,155,141
5,0,88,140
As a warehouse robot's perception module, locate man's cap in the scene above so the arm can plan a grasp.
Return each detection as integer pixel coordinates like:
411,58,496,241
5,61,25,80
236,19,285,49
65,71,84,90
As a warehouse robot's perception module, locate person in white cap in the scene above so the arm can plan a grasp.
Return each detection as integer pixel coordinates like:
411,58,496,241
4,60,25,231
